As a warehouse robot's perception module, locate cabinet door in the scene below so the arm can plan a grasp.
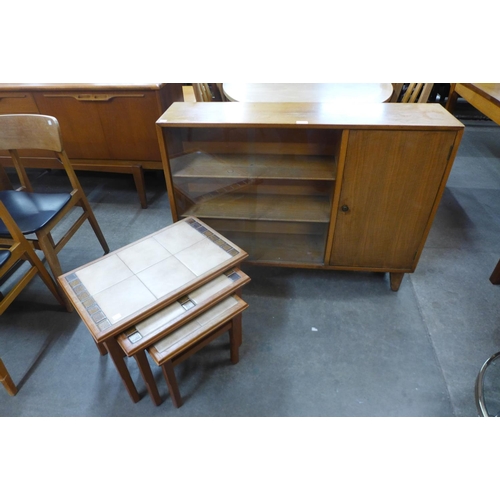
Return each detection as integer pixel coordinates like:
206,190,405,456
329,129,456,270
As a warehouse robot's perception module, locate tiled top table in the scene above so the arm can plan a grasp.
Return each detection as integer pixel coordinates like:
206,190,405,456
58,217,249,402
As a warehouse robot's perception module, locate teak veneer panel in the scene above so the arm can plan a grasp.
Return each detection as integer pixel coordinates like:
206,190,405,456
329,129,457,269
158,102,463,130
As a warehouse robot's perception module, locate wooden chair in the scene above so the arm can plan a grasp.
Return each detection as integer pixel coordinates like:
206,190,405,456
0,357,17,396
192,83,214,102
400,83,434,103
0,114,109,291
0,200,66,314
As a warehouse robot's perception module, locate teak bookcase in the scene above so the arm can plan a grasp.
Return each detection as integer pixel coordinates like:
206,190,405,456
156,102,464,290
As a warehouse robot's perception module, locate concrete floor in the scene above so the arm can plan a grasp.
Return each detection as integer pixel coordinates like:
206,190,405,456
1,118,500,417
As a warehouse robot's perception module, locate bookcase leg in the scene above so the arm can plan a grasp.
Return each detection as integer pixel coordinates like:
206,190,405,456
390,272,405,291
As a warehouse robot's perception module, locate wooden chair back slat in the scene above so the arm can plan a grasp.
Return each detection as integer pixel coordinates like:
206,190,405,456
192,83,213,102
0,114,63,151
401,83,434,103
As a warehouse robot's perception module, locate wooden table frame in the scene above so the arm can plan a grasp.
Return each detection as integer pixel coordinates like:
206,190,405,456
446,84,500,284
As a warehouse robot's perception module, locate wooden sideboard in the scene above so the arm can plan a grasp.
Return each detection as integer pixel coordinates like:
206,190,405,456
0,83,184,207
156,102,464,290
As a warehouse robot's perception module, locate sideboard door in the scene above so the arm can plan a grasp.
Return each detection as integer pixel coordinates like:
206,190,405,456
329,129,457,271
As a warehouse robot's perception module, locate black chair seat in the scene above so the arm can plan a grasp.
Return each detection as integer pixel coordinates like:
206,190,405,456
0,249,10,267
0,190,71,236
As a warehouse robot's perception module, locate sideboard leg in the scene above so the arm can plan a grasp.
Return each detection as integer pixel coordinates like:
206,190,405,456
489,259,500,284
389,272,405,291
131,165,148,209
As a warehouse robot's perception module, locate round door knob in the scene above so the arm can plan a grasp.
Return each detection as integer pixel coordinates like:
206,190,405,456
341,205,349,212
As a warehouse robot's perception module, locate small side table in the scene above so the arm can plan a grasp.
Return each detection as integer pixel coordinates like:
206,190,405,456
58,217,248,403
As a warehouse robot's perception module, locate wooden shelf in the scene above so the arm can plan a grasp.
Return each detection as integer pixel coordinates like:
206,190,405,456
171,152,336,181
219,231,326,265
182,193,331,223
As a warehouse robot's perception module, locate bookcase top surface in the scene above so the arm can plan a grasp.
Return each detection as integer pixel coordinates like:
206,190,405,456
157,102,464,130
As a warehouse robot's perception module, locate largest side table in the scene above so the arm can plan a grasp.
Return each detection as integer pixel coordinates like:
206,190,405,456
58,217,249,403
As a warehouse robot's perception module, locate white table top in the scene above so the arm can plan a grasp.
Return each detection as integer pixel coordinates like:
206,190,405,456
223,83,394,103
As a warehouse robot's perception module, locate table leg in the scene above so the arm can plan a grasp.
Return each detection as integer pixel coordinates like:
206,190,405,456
104,337,141,403
133,350,162,406
95,340,108,356
161,360,183,408
229,314,242,363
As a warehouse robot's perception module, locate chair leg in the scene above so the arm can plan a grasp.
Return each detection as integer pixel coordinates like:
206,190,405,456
36,233,74,311
36,232,64,278
229,314,242,364
133,350,162,406
80,199,110,255
161,360,183,408
0,358,18,396
24,244,69,311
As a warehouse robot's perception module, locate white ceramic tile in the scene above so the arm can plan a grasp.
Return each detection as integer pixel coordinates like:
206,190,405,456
117,238,171,274
188,274,233,304
137,256,196,298
76,255,134,296
153,318,202,353
196,296,239,325
175,238,231,276
135,301,185,337
93,276,156,324
153,223,205,255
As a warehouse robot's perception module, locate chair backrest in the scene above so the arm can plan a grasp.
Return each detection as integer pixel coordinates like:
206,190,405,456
0,114,63,152
0,114,82,193
401,83,434,103
390,84,404,102
192,83,213,102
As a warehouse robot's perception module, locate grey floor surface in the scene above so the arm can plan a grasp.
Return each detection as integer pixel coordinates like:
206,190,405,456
1,118,500,417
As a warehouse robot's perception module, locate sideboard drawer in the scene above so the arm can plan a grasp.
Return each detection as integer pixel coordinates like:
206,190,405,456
0,92,39,114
